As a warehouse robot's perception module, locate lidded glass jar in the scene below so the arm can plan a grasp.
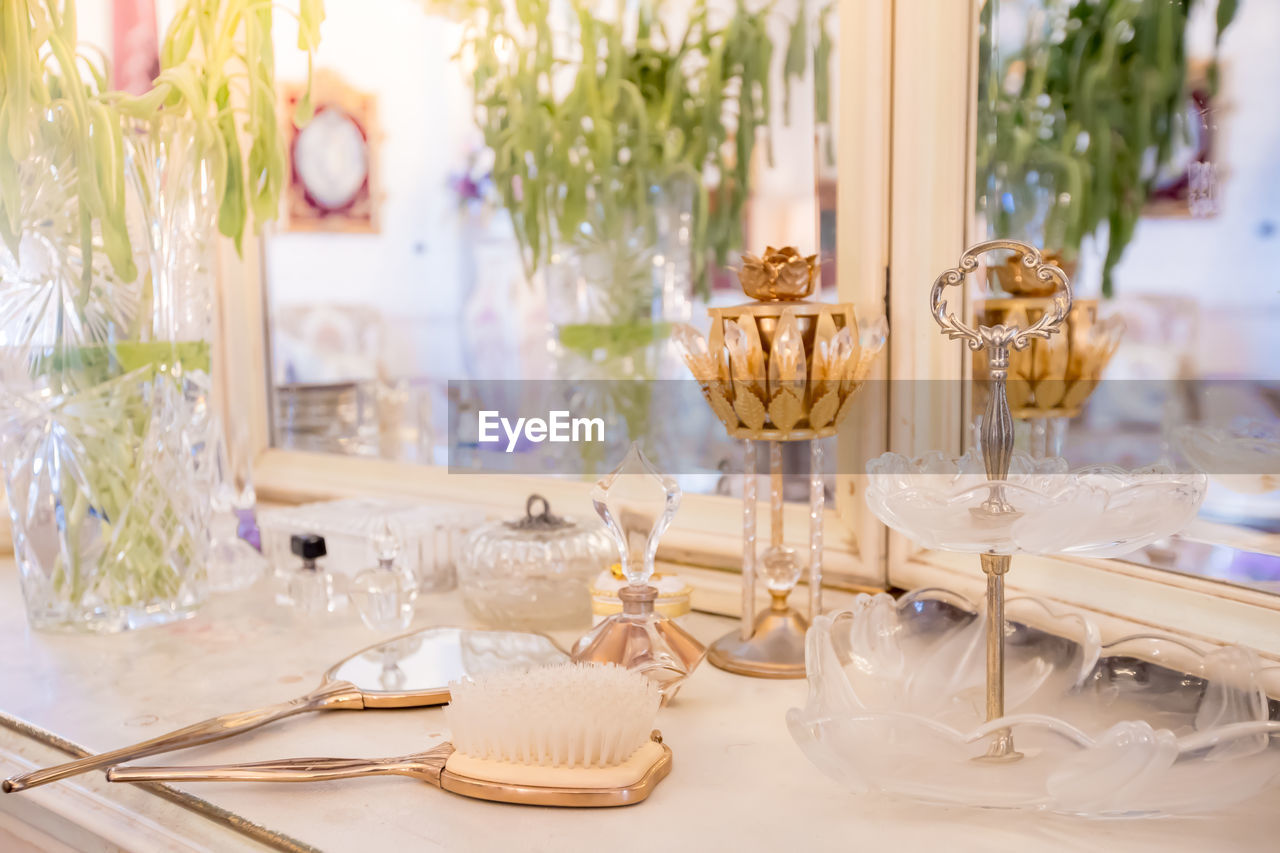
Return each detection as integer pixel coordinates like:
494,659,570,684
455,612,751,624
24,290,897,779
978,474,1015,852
459,495,614,630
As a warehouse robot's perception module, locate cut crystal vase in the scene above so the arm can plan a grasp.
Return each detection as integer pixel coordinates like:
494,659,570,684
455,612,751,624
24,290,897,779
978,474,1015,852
0,115,218,631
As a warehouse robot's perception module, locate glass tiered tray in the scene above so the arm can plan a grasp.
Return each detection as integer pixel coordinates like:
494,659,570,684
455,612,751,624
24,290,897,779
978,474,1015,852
866,449,1208,557
789,240,1262,815
787,588,1280,816
1175,420,1280,497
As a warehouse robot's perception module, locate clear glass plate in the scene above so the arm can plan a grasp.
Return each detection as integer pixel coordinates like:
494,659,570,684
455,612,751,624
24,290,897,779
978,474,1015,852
865,450,1207,556
787,588,1280,816
1175,422,1280,496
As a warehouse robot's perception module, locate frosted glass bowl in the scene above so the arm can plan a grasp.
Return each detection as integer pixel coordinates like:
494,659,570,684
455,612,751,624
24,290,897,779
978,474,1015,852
786,589,1280,816
1175,422,1280,495
865,450,1207,556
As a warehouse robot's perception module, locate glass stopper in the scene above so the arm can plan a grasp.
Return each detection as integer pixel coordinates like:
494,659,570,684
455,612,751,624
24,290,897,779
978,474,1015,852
373,518,401,567
591,442,681,587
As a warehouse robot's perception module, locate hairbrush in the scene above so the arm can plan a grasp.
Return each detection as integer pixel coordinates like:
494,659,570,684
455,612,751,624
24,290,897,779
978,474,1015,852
107,663,670,807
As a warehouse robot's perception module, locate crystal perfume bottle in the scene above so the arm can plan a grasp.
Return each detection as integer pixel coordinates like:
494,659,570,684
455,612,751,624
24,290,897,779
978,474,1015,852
287,534,338,620
207,418,268,593
570,443,706,703
349,521,419,632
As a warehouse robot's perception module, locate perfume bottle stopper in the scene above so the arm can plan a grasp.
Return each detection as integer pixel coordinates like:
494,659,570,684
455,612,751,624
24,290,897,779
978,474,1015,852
288,533,338,620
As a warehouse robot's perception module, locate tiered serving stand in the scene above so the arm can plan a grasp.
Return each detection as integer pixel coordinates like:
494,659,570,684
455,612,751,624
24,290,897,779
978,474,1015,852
785,242,1280,816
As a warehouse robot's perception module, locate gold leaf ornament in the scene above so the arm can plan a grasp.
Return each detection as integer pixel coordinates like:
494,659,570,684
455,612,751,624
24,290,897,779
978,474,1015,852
767,246,819,297
734,386,768,432
809,390,839,430
834,390,859,428
739,252,775,297
707,385,738,429
768,389,804,433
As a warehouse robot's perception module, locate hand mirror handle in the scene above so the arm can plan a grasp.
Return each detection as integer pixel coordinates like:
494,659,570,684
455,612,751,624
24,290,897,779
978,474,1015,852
3,626,567,793
3,681,363,792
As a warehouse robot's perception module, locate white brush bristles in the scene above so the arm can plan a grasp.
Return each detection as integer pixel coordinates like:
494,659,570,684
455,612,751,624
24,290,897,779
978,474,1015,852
444,662,661,768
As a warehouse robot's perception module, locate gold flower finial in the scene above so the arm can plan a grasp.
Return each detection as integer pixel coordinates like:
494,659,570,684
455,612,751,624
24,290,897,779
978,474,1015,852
738,246,820,301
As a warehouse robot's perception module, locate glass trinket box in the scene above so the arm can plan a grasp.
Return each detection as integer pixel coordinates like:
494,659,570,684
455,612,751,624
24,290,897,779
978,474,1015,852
459,494,614,630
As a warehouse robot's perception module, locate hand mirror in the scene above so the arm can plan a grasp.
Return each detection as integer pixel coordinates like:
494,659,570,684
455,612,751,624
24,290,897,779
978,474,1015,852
4,627,567,793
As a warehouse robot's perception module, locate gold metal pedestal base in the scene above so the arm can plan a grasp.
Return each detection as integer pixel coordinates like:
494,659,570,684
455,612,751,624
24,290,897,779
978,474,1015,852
707,599,808,679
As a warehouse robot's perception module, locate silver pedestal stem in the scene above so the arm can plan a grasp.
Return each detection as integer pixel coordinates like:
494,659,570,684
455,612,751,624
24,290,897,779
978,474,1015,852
929,239,1073,764
979,341,1018,760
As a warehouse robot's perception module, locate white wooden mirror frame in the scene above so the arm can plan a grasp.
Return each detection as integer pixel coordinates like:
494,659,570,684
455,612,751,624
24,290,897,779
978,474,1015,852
215,0,1280,655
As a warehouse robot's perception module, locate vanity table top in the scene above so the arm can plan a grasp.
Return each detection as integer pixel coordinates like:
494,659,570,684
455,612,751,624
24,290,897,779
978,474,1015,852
1,557,1278,853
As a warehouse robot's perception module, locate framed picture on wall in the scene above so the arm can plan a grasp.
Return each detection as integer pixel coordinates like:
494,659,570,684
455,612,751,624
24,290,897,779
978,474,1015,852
281,70,381,232
1145,62,1220,219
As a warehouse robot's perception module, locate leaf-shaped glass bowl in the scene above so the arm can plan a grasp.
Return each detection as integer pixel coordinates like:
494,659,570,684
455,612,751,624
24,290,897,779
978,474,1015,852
865,450,1207,556
786,588,1280,816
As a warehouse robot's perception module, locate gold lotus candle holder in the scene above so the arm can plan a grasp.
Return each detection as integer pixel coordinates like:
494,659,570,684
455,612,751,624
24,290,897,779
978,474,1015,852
976,256,1125,458
674,247,885,678
975,300,1124,418
988,250,1077,297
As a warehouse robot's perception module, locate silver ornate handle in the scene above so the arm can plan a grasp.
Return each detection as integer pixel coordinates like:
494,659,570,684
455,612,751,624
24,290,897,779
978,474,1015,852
3,681,364,792
930,240,1072,495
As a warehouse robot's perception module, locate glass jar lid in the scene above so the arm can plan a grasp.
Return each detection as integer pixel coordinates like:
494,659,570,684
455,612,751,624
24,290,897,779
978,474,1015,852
503,494,574,534
470,494,598,546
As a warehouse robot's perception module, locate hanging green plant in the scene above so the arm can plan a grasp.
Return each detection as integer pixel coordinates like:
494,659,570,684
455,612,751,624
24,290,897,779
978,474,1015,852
977,0,1238,297
456,0,826,295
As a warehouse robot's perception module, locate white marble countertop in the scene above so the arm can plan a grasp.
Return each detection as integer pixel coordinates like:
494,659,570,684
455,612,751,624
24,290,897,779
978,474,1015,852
1,559,1279,853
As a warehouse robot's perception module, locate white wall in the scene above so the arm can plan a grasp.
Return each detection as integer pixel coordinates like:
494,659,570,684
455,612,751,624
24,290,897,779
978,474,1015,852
264,0,483,382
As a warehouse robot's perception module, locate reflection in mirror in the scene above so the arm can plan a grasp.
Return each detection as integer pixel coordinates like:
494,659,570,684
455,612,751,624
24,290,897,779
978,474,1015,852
328,627,567,699
261,0,839,500
974,0,1280,590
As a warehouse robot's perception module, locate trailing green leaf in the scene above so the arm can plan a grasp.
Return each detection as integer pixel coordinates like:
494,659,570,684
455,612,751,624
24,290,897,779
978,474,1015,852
0,0,324,282
456,0,828,296
978,0,1239,297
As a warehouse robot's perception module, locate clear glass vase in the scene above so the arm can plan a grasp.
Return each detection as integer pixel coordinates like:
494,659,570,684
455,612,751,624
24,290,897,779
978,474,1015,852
0,114,217,632
542,177,695,470
545,176,694,378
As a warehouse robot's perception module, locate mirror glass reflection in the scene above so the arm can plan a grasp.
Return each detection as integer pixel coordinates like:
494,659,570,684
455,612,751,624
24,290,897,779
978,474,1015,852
260,0,840,500
974,0,1280,590
329,627,567,695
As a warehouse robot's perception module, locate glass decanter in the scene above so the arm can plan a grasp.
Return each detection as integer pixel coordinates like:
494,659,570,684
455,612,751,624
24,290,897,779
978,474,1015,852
349,521,419,632
570,443,706,703
287,534,339,621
